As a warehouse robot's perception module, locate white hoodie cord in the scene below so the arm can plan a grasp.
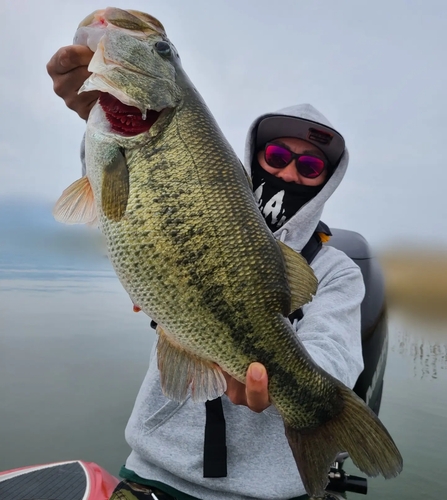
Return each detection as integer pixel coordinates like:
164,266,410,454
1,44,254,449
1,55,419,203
279,229,288,242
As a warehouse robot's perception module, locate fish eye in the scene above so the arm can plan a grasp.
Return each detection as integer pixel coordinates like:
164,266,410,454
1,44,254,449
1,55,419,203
155,41,171,56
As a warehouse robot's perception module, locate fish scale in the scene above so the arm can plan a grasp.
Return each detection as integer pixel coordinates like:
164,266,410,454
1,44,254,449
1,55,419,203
100,94,298,377
53,8,402,498
93,86,344,434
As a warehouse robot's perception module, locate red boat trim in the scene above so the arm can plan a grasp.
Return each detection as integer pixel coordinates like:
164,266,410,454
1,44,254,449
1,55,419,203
0,460,118,500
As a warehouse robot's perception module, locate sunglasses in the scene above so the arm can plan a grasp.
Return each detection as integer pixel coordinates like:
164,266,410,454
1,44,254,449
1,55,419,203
264,142,326,179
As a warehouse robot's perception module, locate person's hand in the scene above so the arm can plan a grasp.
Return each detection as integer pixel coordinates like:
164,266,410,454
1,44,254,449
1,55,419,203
46,45,99,120
224,362,270,412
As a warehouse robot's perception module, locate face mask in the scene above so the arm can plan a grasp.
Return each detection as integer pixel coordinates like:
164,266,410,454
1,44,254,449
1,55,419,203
251,159,325,232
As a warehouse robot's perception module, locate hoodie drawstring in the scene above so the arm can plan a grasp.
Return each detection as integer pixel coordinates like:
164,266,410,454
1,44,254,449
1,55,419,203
279,229,288,242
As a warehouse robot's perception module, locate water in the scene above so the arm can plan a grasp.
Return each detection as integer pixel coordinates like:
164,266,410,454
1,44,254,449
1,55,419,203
345,315,447,499
1,262,446,498
0,270,156,474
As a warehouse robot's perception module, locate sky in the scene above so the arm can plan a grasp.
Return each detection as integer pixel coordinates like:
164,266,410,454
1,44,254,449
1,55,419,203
1,0,446,249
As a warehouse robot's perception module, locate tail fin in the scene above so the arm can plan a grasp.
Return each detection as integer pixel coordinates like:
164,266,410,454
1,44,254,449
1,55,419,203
284,385,403,498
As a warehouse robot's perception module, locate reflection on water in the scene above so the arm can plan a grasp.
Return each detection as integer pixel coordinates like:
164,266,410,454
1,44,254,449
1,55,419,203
363,314,447,500
390,315,447,380
1,270,447,500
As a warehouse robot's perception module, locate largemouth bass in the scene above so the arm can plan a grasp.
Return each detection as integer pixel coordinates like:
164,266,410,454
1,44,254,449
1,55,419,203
54,8,402,497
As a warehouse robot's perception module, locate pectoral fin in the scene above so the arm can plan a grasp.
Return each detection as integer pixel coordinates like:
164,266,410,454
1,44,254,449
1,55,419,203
53,176,97,225
278,241,318,313
101,148,129,221
156,326,227,403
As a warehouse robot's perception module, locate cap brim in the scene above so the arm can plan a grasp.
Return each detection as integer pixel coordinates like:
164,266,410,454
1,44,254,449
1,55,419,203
256,115,345,167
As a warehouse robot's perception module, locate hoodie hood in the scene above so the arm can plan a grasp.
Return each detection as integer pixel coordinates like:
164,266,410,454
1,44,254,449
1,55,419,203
244,103,349,252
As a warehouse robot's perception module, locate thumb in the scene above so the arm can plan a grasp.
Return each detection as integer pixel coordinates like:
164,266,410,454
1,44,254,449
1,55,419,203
248,362,267,382
246,363,270,412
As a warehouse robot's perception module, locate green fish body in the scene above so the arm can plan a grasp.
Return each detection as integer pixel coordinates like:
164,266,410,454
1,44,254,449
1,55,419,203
54,8,402,497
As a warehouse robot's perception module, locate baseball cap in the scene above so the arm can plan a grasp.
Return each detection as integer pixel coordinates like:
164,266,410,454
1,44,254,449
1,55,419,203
256,115,345,168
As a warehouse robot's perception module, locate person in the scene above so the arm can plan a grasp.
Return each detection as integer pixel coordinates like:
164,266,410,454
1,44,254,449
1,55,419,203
47,45,365,500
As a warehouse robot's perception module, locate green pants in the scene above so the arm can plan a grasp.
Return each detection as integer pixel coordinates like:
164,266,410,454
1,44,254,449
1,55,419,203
110,479,311,500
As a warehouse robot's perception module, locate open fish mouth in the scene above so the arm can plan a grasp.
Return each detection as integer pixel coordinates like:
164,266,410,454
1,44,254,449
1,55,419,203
99,92,162,136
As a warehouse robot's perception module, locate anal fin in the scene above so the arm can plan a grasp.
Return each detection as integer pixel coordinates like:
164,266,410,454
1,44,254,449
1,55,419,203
156,326,227,403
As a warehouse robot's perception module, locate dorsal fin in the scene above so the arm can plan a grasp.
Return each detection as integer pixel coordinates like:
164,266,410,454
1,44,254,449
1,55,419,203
278,240,318,313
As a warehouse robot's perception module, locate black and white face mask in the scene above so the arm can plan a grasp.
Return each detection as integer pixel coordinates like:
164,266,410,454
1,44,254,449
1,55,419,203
251,159,325,232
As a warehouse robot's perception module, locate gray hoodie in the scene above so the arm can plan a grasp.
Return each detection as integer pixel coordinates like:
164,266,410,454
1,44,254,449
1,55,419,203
122,104,365,500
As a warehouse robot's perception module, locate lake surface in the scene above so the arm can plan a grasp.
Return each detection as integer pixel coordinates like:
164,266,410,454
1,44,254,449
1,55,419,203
1,268,446,499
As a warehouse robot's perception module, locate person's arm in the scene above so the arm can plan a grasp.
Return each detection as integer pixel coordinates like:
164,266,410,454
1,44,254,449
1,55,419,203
46,45,98,120
296,262,365,389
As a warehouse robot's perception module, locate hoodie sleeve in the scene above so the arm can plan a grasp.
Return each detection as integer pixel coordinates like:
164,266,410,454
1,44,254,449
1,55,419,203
294,257,365,389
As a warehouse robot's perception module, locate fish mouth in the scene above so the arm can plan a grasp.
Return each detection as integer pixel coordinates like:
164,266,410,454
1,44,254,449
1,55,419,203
99,92,162,136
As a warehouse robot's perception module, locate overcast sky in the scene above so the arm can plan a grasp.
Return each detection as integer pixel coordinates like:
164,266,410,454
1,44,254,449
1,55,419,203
1,0,446,249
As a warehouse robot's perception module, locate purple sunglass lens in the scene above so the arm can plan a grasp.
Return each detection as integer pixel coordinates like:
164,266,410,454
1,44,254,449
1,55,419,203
297,156,325,178
264,144,293,169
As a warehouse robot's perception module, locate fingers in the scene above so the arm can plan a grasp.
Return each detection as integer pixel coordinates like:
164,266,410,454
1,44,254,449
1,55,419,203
54,72,99,119
223,371,248,406
246,363,270,413
223,363,270,412
47,45,94,76
47,45,99,120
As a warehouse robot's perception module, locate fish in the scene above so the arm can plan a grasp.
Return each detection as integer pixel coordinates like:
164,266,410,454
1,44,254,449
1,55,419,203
53,8,403,498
